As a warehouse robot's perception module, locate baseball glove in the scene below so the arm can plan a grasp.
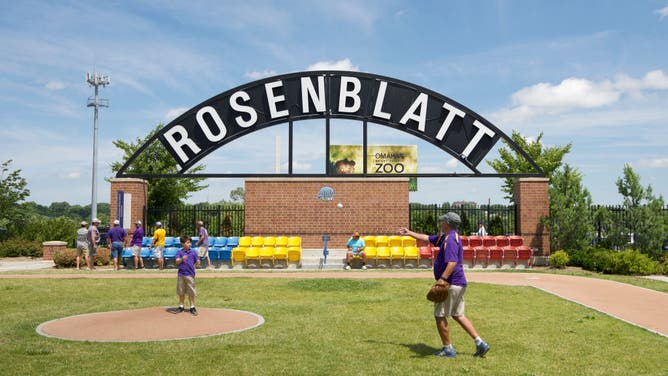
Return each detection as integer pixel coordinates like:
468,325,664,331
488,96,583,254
426,282,449,303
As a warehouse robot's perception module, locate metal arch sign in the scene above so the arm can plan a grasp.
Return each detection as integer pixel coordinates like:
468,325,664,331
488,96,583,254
116,71,544,178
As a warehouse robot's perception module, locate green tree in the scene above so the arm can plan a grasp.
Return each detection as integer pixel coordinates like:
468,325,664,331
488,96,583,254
110,125,208,216
0,160,30,230
488,131,572,202
547,164,594,252
613,164,666,256
229,187,245,203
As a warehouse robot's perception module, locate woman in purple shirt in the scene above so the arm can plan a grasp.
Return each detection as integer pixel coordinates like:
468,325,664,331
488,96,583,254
399,212,490,359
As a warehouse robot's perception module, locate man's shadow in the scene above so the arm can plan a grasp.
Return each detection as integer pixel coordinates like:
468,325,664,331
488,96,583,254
363,339,440,358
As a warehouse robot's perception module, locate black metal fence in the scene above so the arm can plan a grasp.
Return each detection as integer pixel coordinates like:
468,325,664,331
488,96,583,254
409,203,516,236
145,204,245,237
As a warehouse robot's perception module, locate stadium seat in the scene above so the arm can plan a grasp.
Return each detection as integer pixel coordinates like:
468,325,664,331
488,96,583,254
468,236,483,248
375,236,389,248
401,236,416,247
516,246,532,268
460,236,469,247
390,246,405,268
227,236,240,248
121,248,134,269
287,236,301,247
276,236,289,247
502,247,517,268
172,236,181,248
487,247,504,268
251,236,264,247
273,246,288,268
245,247,261,268
509,236,524,247
231,247,247,265
259,246,274,268
142,236,152,247
164,237,175,247
362,236,376,248
163,247,178,268
388,236,402,248
208,248,220,266
482,236,496,248
219,247,232,265
404,246,419,268
215,237,228,248
473,247,488,268
287,246,301,267
191,237,199,246
375,246,390,268
418,246,433,269
140,247,153,268
495,236,510,248
463,247,475,268
263,236,276,247
239,236,252,247
363,246,377,268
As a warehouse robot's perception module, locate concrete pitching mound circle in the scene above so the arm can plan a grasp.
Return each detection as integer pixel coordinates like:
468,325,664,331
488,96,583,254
36,307,264,342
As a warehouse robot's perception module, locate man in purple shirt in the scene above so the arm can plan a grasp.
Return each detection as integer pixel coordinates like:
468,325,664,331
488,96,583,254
167,236,200,316
399,212,490,358
106,220,127,271
130,220,145,269
196,221,211,269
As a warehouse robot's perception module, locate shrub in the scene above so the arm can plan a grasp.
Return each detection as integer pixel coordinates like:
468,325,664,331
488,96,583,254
549,250,570,269
53,247,111,268
0,238,42,257
613,251,656,275
94,247,111,266
572,247,659,275
10,216,77,244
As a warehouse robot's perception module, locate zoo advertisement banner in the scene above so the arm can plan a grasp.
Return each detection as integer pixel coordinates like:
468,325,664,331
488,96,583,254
329,145,417,191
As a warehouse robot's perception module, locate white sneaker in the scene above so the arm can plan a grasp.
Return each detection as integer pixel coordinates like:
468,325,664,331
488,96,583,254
344,265,351,270
362,265,367,270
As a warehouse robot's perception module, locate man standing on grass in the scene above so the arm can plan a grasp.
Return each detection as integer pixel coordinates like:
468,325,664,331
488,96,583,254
75,221,89,270
399,212,490,358
107,220,127,271
86,218,100,270
196,221,210,269
150,222,166,270
130,220,145,269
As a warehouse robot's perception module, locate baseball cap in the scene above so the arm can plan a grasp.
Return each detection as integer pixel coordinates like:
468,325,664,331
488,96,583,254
135,220,142,225
353,231,360,237
438,212,462,228
92,218,100,224
113,220,120,225
81,221,88,226
156,221,162,226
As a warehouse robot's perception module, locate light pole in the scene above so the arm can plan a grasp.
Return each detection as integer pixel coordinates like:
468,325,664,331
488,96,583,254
86,72,110,221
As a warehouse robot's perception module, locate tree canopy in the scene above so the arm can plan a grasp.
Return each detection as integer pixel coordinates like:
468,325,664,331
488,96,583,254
0,160,30,230
547,164,594,251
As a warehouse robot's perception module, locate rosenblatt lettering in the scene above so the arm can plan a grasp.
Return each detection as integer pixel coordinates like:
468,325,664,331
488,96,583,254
159,72,498,170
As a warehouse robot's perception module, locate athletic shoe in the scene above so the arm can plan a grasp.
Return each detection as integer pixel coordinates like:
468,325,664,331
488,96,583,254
362,265,367,270
190,307,198,316
344,265,351,270
167,306,184,314
434,347,457,358
474,341,490,357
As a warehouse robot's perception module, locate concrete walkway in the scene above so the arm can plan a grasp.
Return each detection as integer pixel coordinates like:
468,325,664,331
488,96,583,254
1,269,667,338
0,259,53,272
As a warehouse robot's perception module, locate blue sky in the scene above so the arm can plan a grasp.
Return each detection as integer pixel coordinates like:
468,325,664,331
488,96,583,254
1,0,667,207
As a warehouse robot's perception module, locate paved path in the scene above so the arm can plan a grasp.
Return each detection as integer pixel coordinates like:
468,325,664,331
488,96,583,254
0,260,53,272
1,270,667,337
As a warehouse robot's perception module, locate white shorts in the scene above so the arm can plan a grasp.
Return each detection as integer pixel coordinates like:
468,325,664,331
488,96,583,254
434,285,466,318
153,246,164,258
131,245,141,257
197,246,208,258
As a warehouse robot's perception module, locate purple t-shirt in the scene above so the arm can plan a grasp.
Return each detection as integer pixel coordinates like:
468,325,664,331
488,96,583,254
199,226,209,247
131,226,144,247
107,226,127,243
430,230,467,286
176,248,198,277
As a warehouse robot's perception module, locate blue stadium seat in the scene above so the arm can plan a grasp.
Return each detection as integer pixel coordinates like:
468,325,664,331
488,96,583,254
142,236,152,246
191,236,200,246
215,237,228,248
172,237,181,248
220,248,232,262
164,237,175,247
121,248,134,269
163,247,178,268
227,236,240,247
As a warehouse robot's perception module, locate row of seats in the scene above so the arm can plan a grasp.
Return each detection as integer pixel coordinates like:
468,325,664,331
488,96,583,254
360,235,524,248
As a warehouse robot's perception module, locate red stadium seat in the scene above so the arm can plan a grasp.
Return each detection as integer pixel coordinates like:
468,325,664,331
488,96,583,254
495,236,510,248
473,247,488,268
418,246,433,269
509,236,524,247
482,236,496,248
468,236,483,248
516,246,533,268
487,247,503,268
502,247,517,268
463,247,475,268
460,236,469,247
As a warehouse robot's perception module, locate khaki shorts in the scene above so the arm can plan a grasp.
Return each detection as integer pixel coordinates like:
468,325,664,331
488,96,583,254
131,245,141,257
76,244,89,257
434,285,466,318
87,244,96,257
176,276,197,296
197,246,208,258
153,246,164,258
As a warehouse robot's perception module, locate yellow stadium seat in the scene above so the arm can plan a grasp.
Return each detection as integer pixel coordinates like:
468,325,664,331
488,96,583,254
362,236,375,248
364,246,377,267
276,236,289,247
273,246,288,268
401,236,416,247
232,247,247,263
263,236,276,247
376,246,390,269
239,236,251,247
245,247,261,268
288,236,301,247
251,236,264,247
287,246,301,266
388,236,402,247
404,246,419,268
375,236,388,247
390,246,405,268
259,246,274,268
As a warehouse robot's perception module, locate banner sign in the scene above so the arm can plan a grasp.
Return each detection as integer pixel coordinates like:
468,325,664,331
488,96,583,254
154,71,500,173
330,145,418,191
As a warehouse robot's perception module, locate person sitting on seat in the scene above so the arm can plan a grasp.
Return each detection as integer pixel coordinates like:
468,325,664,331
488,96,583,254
345,231,367,270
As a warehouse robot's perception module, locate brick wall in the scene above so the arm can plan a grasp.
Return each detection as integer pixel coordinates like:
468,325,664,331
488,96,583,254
245,178,409,249
514,178,550,255
109,178,148,236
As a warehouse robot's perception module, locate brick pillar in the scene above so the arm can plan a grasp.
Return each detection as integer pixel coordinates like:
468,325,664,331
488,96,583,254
514,178,550,255
109,178,148,233
42,241,67,261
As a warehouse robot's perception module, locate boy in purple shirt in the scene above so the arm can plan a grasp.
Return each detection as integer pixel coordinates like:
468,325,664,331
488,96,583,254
130,221,145,269
399,212,490,358
167,236,200,316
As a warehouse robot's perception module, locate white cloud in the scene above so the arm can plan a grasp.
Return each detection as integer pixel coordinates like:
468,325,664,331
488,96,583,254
307,58,359,72
637,158,668,168
655,6,668,19
445,158,458,169
163,107,188,122
45,80,66,90
245,69,277,80
60,171,81,179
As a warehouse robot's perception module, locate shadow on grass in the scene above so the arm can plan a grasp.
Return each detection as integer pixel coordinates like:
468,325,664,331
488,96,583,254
363,339,440,358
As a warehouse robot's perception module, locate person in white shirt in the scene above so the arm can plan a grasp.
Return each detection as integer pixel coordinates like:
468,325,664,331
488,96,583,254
476,222,487,237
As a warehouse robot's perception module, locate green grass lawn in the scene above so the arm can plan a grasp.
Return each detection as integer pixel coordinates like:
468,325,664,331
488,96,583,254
1,278,667,376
